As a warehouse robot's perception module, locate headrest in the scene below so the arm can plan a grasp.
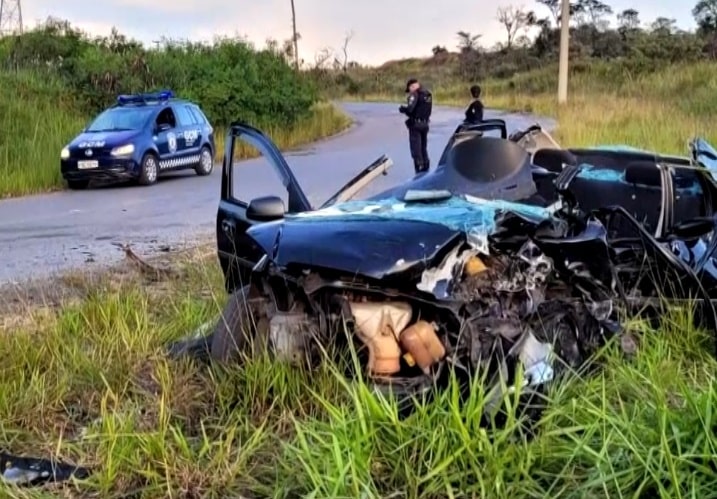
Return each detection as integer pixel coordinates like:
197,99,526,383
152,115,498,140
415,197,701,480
449,136,529,182
624,161,661,186
532,148,578,173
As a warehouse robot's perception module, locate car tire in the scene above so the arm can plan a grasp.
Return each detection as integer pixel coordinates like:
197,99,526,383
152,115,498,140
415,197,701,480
137,152,159,186
66,179,89,190
210,284,270,363
195,145,214,176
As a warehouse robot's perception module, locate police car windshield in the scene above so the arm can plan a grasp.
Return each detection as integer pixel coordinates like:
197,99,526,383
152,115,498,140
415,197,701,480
86,107,154,132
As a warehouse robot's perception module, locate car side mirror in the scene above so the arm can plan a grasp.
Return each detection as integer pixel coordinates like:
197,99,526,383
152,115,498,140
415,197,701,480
246,195,285,221
156,123,171,133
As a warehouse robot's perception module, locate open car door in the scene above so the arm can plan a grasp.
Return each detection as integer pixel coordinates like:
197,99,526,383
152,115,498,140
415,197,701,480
319,154,393,208
217,122,312,293
509,124,562,155
217,121,395,292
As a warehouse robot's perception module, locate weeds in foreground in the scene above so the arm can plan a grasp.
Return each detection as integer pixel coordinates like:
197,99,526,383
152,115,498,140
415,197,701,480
1,250,716,497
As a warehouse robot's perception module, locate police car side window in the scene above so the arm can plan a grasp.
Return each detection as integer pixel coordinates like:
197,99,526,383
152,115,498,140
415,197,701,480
156,108,176,128
175,105,196,127
188,106,207,125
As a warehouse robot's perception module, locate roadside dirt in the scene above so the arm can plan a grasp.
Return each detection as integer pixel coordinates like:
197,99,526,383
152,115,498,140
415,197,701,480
0,240,216,331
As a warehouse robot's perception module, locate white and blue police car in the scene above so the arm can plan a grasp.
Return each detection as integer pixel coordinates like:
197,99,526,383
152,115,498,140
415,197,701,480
60,90,216,189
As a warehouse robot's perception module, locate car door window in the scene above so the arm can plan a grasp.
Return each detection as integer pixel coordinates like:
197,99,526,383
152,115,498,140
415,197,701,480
672,165,708,222
174,105,196,127
188,106,207,125
230,133,290,210
156,108,176,128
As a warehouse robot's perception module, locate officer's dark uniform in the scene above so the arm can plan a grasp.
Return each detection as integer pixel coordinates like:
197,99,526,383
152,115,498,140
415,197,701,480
464,99,484,124
399,79,433,173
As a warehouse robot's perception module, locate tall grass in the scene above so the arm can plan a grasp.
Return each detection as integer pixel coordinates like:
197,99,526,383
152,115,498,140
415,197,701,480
4,61,717,497
1,249,715,497
0,72,351,199
350,61,717,154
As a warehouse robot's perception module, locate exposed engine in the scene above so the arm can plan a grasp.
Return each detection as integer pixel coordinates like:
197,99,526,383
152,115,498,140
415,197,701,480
258,231,619,409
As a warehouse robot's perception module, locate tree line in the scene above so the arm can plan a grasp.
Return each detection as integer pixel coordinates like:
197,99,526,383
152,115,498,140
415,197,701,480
0,17,318,127
443,0,717,80
310,0,717,96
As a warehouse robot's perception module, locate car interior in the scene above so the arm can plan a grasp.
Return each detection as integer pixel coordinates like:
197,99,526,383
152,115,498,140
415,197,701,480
516,126,713,238
156,108,176,129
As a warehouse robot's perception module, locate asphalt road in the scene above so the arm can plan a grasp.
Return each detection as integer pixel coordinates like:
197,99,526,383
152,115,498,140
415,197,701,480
0,102,555,284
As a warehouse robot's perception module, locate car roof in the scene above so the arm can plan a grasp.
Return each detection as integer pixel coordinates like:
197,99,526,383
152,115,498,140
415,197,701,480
109,91,201,111
110,98,194,109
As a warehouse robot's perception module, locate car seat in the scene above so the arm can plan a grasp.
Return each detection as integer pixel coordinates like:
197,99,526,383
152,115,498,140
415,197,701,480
532,148,578,173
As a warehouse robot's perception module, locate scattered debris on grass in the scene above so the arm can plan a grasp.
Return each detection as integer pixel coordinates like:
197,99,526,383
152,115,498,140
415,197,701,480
1,451,91,487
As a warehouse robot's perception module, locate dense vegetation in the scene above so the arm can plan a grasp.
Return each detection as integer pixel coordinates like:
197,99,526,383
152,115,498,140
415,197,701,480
0,18,318,126
307,0,717,154
316,0,717,98
0,18,350,197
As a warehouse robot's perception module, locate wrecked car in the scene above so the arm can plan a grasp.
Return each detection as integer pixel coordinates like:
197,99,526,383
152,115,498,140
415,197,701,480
174,119,717,411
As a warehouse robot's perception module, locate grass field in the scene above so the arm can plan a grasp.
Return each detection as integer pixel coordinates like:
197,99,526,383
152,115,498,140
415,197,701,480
4,61,717,497
0,72,351,199
347,61,717,154
1,246,716,497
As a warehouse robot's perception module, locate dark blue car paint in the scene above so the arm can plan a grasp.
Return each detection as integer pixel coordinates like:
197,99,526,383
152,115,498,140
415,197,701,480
60,95,215,183
245,195,554,281
216,120,717,302
247,218,463,281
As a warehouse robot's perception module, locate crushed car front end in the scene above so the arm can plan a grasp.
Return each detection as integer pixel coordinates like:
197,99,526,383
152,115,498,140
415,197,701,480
212,193,717,411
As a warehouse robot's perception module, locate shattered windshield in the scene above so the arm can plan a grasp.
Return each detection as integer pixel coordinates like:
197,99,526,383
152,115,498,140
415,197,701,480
85,107,155,132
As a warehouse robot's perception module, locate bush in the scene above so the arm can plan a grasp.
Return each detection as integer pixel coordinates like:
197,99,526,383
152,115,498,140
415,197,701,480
0,18,354,198
0,18,319,128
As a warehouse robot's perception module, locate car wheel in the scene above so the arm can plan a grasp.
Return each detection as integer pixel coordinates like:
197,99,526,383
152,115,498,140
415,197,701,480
66,179,89,190
210,284,270,363
195,146,214,176
137,153,159,186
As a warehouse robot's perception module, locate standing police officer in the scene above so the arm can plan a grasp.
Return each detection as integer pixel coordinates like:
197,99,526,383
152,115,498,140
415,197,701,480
399,78,433,174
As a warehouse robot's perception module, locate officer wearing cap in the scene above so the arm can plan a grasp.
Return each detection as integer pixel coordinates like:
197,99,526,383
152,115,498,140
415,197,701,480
399,78,433,174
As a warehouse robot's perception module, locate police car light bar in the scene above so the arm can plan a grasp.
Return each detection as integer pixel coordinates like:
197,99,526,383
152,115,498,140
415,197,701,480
117,90,175,106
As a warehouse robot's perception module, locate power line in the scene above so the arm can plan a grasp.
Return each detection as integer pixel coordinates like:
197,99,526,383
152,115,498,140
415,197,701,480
0,0,23,37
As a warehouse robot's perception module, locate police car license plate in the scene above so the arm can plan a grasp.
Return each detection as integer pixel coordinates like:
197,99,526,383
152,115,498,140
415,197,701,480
77,160,98,169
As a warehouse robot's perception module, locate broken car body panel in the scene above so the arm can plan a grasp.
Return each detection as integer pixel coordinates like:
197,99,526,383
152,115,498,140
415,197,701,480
204,118,717,414
246,195,554,282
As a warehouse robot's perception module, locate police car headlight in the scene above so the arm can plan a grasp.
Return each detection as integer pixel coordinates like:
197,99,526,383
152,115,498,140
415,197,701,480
110,144,135,157
60,146,70,160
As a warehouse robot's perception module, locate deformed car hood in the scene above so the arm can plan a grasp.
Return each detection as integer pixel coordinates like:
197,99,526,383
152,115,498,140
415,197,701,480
245,195,555,280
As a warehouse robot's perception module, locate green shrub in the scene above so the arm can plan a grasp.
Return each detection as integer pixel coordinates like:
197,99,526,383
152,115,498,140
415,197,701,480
0,18,319,128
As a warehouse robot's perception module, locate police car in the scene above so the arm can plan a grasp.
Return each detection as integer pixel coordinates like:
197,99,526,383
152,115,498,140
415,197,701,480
60,90,216,189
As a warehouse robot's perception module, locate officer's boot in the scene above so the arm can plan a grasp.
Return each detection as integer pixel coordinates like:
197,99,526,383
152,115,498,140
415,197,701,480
424,159,430,172
413,159,424,174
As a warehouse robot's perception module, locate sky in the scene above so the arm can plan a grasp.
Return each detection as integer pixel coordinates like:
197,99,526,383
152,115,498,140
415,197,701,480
21,0,696,66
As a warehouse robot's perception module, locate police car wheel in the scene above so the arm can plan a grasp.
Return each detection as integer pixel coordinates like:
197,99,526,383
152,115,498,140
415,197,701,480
195,146,213,176
138,153,159,186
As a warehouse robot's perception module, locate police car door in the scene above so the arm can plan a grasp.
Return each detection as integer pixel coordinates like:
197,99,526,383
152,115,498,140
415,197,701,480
173,104,202,164
154,107,181,170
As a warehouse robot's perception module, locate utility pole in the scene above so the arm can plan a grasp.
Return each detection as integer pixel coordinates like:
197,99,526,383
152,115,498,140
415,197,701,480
0,0,23,37
557,0,570,104
290,0,299,70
